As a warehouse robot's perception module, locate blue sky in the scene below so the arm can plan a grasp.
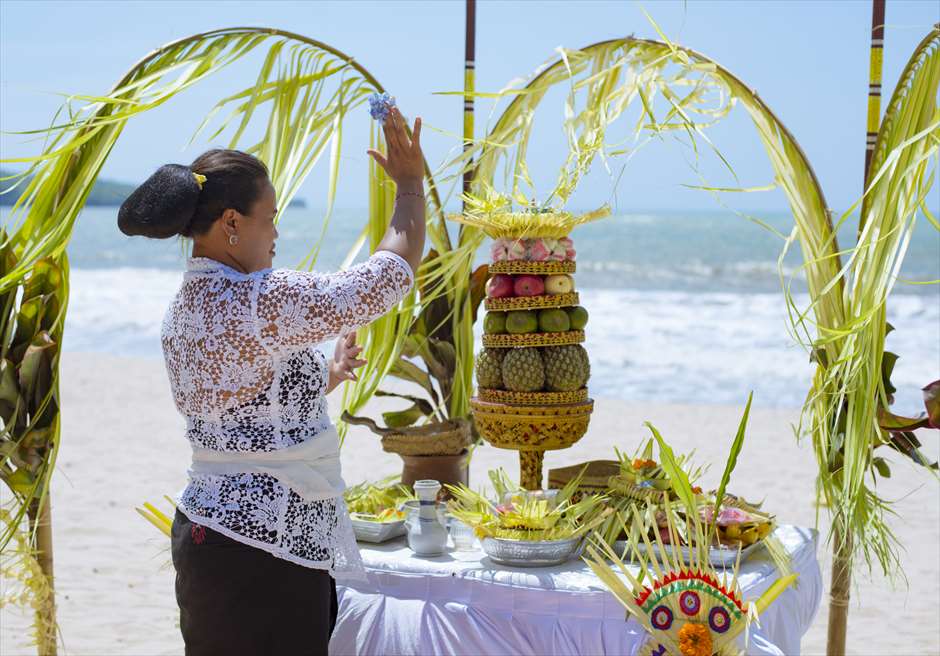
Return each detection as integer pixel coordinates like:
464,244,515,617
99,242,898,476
2,0,938,212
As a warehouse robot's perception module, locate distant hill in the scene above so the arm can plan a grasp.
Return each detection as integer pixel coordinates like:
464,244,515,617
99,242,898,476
0,169,305,208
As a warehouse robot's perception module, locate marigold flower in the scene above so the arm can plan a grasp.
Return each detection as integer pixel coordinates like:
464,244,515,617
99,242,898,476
678,622,712,656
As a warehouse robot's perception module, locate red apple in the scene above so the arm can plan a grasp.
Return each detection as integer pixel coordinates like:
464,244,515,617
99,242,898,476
513,275,545,297
486,274,515,298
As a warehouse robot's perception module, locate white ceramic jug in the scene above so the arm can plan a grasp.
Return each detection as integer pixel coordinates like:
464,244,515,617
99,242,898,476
407,479,447,556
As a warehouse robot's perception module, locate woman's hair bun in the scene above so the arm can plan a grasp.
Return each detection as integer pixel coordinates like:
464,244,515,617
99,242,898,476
117,164,201,238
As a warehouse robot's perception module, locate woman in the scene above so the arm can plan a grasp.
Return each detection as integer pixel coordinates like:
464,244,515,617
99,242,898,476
118,106,425,654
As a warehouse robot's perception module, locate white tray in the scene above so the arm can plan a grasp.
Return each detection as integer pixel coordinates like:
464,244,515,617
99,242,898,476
612,538,765,568
351,517,407,544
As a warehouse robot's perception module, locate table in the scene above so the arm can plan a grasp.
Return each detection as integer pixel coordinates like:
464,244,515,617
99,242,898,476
330,526,821,656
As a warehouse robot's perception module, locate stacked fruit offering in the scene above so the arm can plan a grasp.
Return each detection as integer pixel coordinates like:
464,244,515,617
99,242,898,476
475,237,591,400
470,236,594,490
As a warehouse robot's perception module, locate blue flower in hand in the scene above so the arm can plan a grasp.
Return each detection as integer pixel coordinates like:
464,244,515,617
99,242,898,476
369,92,396,124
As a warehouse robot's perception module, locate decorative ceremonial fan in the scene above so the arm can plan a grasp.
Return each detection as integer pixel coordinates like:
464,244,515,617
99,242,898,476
584,398,797,656
584,504,796,656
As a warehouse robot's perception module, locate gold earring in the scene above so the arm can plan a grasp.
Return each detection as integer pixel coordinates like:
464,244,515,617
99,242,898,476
229,235,239,246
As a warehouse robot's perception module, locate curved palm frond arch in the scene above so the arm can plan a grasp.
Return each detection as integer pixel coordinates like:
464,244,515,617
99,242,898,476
458,31,935,573
0,26,452,652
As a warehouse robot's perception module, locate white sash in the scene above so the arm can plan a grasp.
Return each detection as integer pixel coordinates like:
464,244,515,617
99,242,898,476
190,425,346,502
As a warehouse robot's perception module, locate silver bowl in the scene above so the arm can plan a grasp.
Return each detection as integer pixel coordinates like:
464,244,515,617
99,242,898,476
481,536,582,567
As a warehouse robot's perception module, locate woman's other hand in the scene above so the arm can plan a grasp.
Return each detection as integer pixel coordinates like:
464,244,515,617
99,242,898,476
328,332,366,393
367,106,423,186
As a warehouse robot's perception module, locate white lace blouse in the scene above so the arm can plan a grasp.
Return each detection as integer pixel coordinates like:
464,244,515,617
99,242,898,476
161,250,413,576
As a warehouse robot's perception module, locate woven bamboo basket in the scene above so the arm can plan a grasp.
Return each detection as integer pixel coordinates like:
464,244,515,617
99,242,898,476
378,419,472,457
547,460,620,493
477,386,588,406
469,398,593,451
484,292,579,312
489,260,576,275
482,330,585,348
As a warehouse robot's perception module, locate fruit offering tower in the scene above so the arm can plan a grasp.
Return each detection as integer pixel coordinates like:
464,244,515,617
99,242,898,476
471,234,594,490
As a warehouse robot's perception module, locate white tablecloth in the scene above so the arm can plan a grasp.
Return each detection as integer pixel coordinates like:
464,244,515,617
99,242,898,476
331,525,821,656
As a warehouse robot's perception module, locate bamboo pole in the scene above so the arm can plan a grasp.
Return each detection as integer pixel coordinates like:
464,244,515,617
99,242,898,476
462,0,476,208
863,0,887,188
827,3,885,654
27,495,56,656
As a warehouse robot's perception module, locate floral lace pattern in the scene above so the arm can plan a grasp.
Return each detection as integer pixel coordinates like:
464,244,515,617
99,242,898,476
162,251,413,575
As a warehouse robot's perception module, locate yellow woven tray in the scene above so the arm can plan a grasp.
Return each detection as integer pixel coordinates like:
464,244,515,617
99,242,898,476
489,260,576,275
477,387,588,406
484,292,579,312
482,330,585,348
470,398,594,451
547,460,620,491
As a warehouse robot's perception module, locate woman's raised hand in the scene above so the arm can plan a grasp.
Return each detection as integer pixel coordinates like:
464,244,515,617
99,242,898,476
327,332,366,393
367,106,423,185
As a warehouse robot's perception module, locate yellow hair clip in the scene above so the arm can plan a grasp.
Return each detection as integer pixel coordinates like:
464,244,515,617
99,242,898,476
192,172,206,190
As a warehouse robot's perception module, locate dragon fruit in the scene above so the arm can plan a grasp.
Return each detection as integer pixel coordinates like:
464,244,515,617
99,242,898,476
701,506,754,526
506,239,527,261
489,236,576,263
528,239,552,261
491,239,510,262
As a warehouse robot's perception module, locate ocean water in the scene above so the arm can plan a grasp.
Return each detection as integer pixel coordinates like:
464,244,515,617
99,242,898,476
26,207,940,413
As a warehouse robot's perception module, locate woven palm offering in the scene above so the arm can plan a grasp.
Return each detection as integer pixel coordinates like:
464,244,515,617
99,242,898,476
450,200,609,490
596,425,791,573
583,498,797,656
446,468,611,566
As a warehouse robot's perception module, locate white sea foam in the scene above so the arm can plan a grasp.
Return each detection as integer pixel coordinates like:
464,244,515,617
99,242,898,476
66,267,939,413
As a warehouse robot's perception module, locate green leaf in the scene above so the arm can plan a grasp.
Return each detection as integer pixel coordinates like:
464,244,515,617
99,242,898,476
400,335,421,359
872,457,891,479
4,467,34,495
881,351,899,397
388,357,438,404
17,332,56,409
468,264,490,324
645,422,695,512
382,405,426,429
886,431,938,470
373,389,434,417
877,408,928,432
428,339,456,381
0,359,19,407
923,380,940,428
711,392,753,519
11,296,43,351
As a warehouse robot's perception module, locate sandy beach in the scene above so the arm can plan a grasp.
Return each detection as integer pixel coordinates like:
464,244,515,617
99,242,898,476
1,351,938,656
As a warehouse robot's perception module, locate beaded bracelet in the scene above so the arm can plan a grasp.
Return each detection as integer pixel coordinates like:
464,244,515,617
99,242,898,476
395,191,425,201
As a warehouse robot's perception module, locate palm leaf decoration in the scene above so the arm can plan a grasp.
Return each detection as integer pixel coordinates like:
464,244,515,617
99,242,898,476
426,28,937,656
0,26,422,653
803,25,940,578
441,24,938,582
